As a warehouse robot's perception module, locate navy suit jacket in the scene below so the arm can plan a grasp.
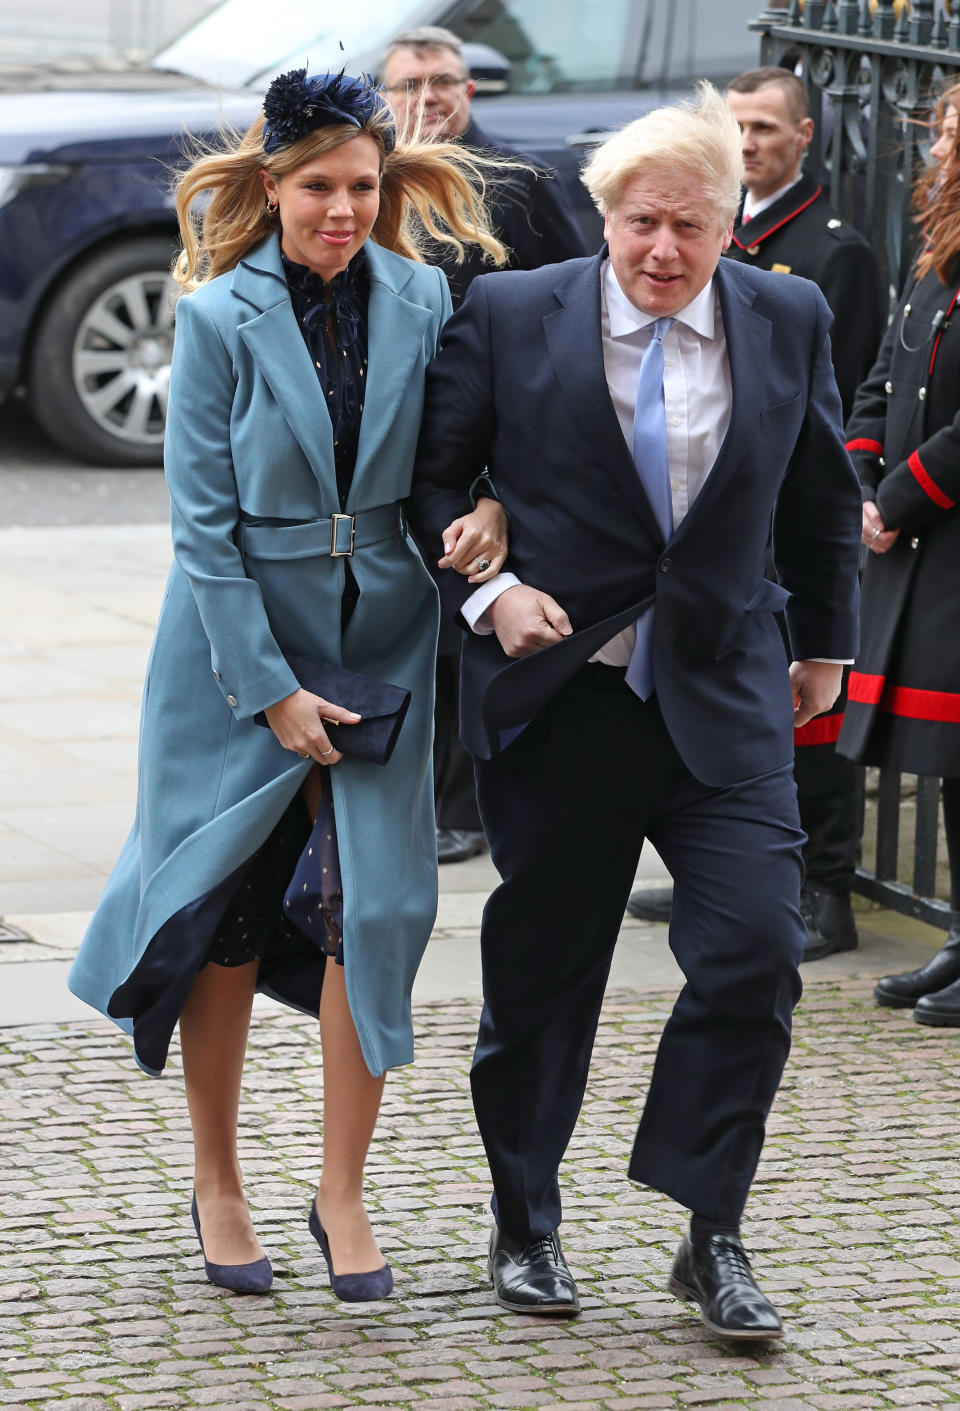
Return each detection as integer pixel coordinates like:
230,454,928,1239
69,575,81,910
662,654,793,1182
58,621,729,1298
410,251,862,785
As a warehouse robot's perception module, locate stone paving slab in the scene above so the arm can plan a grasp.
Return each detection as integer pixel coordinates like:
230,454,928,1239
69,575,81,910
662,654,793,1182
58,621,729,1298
2,984,960,1410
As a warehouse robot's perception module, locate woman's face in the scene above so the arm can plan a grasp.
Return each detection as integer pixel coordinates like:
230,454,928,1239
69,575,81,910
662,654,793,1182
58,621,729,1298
261,134,381,280
930,103,959,169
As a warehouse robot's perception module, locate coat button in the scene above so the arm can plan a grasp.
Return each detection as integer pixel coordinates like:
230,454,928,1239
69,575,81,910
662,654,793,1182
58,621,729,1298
659,557,672,573
919,386,926,400
911,537,920,549
884,380,893,394
212,669,221,681
879,457,885,467
226,694,238,707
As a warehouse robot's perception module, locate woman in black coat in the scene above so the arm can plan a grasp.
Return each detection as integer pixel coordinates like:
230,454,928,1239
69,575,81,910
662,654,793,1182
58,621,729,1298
838,85,960,1023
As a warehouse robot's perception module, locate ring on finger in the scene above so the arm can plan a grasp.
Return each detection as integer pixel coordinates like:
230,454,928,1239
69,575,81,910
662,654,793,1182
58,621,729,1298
319,743,335,758
475,556,491,572
871,527,881,541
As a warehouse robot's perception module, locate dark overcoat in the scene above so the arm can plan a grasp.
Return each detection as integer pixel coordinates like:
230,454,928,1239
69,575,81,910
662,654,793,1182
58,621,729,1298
68,235,450,1077
837,265,960,776
726,170,884,419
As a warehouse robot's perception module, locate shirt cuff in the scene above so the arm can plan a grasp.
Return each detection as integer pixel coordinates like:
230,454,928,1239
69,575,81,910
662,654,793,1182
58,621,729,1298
461,573,522,634
808,658,854,665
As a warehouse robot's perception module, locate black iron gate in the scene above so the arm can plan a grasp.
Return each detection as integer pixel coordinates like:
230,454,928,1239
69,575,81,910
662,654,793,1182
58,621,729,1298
752,0,956,926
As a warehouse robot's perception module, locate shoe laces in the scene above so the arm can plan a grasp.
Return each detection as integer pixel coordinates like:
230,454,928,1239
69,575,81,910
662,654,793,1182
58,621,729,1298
708,1235,754,1279
522,1233,558,1264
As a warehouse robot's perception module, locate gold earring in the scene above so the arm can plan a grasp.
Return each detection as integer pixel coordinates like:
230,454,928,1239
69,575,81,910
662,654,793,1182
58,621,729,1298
265,198,279,215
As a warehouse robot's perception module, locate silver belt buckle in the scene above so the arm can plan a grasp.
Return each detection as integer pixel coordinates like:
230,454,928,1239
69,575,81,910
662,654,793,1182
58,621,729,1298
330,513,355,557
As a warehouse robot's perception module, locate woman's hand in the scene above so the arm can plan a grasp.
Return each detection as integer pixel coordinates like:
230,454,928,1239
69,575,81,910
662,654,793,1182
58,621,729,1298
264,688,361,766
438,495,508,583
862,499,900,554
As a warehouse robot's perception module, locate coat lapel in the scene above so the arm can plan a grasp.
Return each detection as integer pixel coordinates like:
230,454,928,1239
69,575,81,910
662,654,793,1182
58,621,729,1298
543,251,668,545
233,236,338,502
351,242,433,501
669,259,772,540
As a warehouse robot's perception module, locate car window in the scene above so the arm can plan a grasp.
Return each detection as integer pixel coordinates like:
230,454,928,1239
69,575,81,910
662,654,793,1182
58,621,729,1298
452,0,635,92
152,0,423,89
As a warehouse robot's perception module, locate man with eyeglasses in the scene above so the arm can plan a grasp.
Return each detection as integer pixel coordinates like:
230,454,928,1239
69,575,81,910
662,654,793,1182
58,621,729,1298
382,25,587,865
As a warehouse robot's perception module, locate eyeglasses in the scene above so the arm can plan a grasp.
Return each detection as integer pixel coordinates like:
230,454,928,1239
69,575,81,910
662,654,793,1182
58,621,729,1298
384,74,467,95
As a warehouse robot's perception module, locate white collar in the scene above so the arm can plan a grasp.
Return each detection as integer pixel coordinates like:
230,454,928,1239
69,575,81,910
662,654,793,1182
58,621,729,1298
742,173,803,221
603,257,716,342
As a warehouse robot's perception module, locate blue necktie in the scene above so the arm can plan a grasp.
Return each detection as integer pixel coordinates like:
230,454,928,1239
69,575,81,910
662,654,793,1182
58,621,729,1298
625,316,674,701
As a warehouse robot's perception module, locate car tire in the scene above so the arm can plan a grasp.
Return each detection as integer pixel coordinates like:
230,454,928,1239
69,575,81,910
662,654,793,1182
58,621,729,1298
27,234,178,467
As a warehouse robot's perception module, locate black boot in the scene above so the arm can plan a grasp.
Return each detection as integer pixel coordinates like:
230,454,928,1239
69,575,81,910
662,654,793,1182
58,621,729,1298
874,915,960,1008
801,885,858,962
914,975,960,1026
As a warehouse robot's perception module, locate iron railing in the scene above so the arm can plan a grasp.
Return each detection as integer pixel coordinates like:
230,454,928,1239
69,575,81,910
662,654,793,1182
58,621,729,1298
752,0,955,925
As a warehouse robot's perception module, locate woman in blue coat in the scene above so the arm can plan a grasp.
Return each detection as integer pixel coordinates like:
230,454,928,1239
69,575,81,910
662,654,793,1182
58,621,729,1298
68,71,507,1300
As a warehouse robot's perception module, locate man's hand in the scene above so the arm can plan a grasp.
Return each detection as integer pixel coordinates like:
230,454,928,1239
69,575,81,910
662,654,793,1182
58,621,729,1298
862,499,899,554
487,584,573,658
789,660,843,728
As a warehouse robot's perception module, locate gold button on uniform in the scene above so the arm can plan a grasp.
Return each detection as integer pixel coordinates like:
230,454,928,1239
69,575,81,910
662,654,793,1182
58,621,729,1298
226,694,238,707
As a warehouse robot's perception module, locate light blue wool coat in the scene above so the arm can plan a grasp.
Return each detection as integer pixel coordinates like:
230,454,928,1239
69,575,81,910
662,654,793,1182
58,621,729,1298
68,234,451,1077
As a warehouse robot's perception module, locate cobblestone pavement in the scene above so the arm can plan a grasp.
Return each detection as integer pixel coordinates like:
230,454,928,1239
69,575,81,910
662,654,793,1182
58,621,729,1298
2,982,960,1411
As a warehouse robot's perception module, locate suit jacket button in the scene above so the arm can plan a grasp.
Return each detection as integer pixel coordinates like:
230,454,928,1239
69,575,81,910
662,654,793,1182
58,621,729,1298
911,537,920,549
659,557,672,573
918,386,926,400
885,380,894,394
226,694,239,707
212,669,221,681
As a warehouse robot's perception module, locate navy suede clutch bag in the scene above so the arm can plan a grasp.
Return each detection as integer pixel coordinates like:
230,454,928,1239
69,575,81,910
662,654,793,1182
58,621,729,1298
255,650,411,765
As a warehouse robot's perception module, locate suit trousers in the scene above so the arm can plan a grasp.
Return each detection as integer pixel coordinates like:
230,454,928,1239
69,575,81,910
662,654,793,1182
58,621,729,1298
471,664,806,1238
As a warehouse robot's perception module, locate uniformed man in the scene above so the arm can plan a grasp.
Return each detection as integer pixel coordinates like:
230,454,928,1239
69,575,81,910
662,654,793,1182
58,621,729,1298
729,67,884,961
627,67,884,960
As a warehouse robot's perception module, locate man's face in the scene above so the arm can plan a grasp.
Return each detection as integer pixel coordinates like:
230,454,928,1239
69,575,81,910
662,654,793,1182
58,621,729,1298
381,45,474,139
604,167,731,317
726,85,813,202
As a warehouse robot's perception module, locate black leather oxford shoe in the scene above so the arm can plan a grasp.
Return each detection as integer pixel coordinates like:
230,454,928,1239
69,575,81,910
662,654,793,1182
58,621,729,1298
488,1225,580,1316
668,1234,783,1340
875,921,960,1008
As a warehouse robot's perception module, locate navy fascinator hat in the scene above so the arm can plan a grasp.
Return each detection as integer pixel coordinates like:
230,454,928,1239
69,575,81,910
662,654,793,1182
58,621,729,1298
262,68,396,156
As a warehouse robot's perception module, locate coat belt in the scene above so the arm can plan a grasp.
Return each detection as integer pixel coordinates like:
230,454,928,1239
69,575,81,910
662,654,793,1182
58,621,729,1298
237,503,406,560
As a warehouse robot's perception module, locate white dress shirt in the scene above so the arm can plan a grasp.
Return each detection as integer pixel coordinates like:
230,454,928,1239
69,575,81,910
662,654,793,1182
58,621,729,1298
741,174,802,223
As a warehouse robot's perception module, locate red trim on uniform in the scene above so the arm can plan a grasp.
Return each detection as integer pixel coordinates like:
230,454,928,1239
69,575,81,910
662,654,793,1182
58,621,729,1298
848,672,885,705
849,672,960,722
846,437,883,455
908,450,956,509
730,187,823,250
794,713,844,746
880,684,960,723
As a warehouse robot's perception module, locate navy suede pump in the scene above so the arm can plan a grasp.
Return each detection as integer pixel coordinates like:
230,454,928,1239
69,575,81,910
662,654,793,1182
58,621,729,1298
191,1193,273,1294
308,1200,393,1302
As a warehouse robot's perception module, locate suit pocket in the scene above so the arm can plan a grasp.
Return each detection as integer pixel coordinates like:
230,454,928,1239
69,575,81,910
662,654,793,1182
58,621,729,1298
746,578,791,613
759,393,801,436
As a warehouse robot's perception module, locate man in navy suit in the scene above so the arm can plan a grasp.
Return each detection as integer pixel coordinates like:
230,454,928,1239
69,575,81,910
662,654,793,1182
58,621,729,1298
410,85,861,1340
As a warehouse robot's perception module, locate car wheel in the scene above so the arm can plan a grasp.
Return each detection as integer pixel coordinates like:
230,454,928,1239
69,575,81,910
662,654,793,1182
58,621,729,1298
27,235,178,467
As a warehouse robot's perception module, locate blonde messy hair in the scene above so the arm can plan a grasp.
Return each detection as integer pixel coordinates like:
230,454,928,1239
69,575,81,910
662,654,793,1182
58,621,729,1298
582,82,744,229
173,96,508,289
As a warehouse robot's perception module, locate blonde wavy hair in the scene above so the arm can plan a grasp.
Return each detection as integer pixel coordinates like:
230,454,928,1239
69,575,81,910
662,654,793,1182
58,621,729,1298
173,95,510,289
582,81,744,229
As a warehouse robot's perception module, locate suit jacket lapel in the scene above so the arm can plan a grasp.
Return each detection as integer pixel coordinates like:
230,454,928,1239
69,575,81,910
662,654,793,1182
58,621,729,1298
543,251,666,544
233,236,338,502
351,242,432,500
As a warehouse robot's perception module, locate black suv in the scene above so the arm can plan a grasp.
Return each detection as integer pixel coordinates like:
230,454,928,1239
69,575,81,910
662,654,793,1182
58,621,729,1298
0,0,760,465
